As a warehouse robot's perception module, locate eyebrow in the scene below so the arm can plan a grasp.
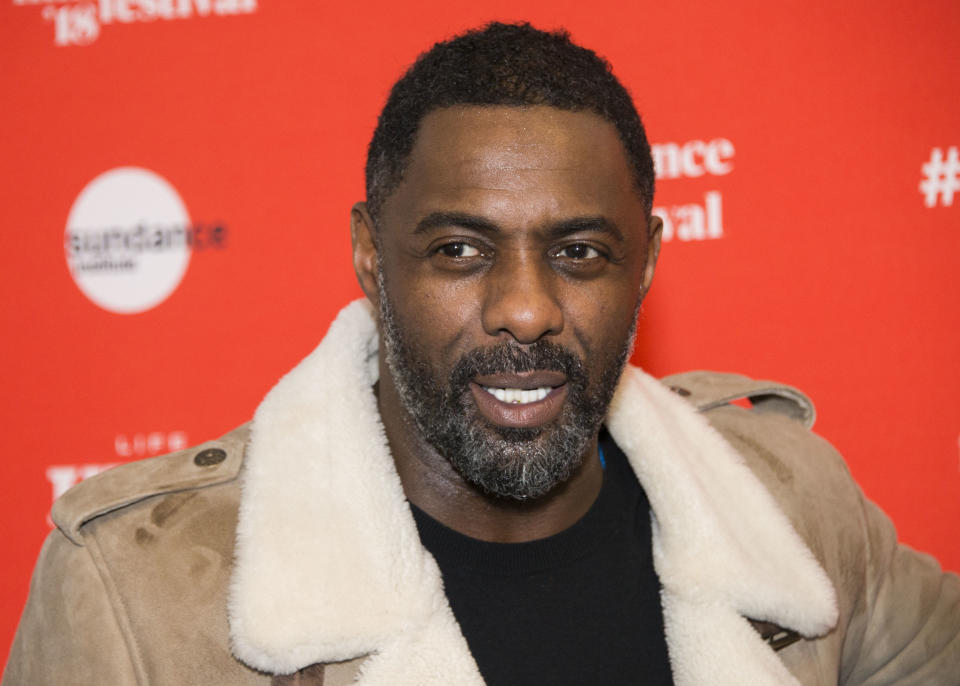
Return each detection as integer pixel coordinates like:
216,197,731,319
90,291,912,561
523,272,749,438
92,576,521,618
413,211,624,242
548,216,624,242
413,212,500,236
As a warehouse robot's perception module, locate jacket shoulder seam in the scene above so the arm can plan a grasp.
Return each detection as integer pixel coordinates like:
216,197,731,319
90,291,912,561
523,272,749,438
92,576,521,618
53,424,249,545
661,370,816,428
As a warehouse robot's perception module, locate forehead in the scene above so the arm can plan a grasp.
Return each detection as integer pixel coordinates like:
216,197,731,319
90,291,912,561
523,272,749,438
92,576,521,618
381,105,641,228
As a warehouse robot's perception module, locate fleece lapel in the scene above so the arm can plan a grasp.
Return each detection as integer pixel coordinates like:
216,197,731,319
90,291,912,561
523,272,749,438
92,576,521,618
229,299,836,685
607,367,838,686
229,300,483,684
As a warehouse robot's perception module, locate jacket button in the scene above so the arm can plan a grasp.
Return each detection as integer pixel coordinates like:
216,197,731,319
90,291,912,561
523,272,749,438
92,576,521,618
194,448,227,467
669,385,691,397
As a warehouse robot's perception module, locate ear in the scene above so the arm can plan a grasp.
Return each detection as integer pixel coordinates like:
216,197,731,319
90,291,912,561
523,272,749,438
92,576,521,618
641,215,663,294
351,202,380,309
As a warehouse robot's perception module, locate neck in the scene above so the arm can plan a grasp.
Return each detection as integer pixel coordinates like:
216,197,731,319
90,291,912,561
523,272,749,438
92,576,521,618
376,363,604,544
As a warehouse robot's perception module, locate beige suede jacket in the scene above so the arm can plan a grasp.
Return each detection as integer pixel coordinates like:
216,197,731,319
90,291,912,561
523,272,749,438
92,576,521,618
4,301,959,686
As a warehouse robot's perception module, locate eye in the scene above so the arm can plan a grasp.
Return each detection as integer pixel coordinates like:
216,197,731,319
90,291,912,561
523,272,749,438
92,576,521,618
437,242,480,258
557,243,600,260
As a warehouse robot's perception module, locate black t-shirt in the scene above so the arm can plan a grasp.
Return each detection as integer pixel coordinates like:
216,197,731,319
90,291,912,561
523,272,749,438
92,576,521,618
411,431,674,685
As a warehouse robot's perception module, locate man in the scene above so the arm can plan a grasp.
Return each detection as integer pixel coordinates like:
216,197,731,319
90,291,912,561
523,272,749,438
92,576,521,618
4,22,958,686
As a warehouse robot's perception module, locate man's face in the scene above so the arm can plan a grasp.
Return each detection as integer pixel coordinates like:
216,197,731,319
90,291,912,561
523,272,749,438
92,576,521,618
359,105,659,500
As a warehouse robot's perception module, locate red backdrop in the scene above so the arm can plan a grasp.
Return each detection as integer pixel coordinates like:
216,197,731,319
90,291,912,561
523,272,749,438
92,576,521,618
2,0,958,665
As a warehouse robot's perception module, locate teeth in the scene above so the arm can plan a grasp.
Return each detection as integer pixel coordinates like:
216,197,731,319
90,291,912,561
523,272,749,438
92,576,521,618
483,386,551,404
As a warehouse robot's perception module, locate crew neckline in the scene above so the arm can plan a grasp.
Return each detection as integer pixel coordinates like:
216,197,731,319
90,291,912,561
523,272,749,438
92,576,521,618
410,431,633,576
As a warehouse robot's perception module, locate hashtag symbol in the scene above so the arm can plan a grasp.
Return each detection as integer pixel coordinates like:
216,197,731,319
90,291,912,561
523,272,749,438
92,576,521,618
919,147,960,208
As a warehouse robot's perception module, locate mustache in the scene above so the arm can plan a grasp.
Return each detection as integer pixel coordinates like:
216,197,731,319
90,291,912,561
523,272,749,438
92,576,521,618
448,340,585,389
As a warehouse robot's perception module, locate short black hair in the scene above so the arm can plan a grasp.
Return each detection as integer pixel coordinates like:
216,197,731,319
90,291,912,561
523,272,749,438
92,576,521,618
365,22,655,224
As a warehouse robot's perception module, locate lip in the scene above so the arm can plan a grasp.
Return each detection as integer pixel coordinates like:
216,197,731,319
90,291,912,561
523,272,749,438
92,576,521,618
469,374,568,429
473,370,567,390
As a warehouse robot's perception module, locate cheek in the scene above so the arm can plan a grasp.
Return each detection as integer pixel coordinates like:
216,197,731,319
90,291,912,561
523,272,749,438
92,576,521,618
388,271,483,361
564,275,641,333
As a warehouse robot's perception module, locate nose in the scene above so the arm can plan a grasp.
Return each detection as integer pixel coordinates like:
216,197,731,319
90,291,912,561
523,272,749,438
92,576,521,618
481,252,563,344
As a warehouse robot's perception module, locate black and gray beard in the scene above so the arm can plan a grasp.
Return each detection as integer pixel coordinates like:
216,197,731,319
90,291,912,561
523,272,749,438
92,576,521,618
378,282,635,501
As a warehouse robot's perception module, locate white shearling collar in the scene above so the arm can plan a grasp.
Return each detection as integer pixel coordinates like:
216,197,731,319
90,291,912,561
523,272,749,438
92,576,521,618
229,299,837,685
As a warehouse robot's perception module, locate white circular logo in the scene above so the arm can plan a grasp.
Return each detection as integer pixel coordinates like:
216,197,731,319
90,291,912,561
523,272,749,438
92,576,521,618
65,167,192,314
